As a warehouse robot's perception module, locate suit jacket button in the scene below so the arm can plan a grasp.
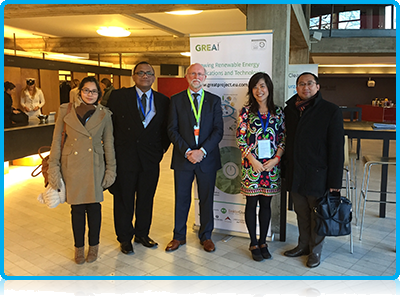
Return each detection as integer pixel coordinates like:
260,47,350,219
88,148,92,152
74,151,78,155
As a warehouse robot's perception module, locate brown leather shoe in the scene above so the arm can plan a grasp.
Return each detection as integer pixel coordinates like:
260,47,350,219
200,239,215,252
165,239,186,252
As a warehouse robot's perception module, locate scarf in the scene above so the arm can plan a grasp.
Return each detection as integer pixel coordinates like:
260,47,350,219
295,92,318,112
75,103,96,125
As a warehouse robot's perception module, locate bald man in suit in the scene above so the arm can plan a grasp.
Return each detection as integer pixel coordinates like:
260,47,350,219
165,63,223,252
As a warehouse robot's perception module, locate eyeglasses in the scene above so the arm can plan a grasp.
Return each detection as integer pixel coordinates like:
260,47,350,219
188,72,205,77
297,81,316,88
82,88,99,95
135,71,155,77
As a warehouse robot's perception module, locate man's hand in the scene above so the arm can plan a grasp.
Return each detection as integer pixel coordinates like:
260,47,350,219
187,149,204,164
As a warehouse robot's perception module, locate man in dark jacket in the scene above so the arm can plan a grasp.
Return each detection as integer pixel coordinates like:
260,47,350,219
283,72,344,268
107,62,170,254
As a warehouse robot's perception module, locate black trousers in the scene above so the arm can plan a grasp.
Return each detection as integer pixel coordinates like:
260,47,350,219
112,167,160,243
292,192,325,254
71,203,101,248
173,166,216,242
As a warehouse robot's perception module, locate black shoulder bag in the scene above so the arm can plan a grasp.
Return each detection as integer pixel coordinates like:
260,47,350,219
314,190,352,236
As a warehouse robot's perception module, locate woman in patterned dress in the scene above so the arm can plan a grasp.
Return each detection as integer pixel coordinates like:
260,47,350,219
236,72,285,261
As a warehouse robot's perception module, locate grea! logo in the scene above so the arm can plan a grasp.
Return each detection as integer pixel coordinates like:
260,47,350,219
195,43,220,52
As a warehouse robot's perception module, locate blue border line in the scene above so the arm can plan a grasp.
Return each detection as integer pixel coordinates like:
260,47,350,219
1,0,399,286
1,0,6,287
1,274,399,281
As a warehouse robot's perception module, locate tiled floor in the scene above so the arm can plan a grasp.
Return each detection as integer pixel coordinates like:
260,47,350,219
2,139,397,292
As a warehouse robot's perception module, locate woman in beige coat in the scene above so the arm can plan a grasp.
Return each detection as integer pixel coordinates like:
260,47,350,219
48,76,116,264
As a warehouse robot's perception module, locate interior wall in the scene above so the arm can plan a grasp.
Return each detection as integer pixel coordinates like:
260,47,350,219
39,69,60,115
4,66,22,108
319,75,396,107
72,72,89,83
120,76,132,88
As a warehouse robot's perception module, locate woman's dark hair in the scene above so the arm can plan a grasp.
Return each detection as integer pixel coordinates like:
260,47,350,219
245,72,276,115
4,81,16,91
78,76,102,103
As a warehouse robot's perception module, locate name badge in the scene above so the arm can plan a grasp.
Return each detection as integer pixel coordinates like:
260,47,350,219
258,139,271,159
194,125,200,137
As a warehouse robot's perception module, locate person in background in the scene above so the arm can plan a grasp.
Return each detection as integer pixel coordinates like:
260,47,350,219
283,72,344,268
165,63,223,253
60,81,71,104
236,72,285,261
107,62,170,255
20,78,45,121
4,81,28,128
47,76,116,264
100,78,115,106
69,79,80,104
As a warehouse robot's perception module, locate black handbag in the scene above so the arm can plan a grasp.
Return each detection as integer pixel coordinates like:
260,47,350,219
314,191,352,236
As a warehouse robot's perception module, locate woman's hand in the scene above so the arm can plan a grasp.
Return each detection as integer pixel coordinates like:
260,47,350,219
262,157,279,172
247,155,264,173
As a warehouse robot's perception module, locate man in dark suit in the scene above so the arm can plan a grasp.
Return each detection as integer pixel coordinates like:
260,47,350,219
165,63,223,252
107,61,170,254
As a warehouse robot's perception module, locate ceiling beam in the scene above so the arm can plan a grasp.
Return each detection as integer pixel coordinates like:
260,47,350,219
90,54,190,66
311,37,396,55
4,36,190,54
122,14,185,37
4,4,247,19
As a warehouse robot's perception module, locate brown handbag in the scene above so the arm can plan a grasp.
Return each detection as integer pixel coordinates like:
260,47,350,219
31,103,72,187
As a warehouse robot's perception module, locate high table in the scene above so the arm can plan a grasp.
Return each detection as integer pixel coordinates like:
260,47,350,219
344,121,396,218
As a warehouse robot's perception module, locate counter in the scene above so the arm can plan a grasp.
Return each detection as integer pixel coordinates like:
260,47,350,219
356,104,396,123
4,120,55,161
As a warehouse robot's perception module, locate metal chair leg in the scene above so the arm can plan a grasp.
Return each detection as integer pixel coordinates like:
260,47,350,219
359,163,373,241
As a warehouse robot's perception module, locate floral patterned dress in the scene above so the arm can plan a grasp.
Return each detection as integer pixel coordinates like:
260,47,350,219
236,106,285,196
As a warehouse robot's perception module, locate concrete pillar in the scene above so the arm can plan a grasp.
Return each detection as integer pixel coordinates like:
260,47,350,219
290,48,310,64
247,4,290,108
247,4,291,238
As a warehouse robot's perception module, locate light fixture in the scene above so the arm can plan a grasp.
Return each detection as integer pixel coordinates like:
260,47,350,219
165,10,203,15
367,77,376,88
180,52,191,57
96,26,131,37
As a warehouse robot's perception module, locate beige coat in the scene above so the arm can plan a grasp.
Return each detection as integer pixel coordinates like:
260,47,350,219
48,103,116,205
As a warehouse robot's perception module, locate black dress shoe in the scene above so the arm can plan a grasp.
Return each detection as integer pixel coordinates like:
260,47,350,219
283,246,310,257
306,253,321,268
134,236,158,248
120,241,134,255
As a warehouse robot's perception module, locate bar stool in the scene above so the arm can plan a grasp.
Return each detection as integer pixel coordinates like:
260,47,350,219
343,136,357,213
349,142,358,223
358,155,396,241
343,135,354,254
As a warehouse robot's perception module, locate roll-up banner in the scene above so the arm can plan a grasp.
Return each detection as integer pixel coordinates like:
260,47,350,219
190,31,273,236
287,64,319,98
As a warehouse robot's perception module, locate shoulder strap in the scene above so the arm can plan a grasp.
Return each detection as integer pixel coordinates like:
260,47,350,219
60,102,73,149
